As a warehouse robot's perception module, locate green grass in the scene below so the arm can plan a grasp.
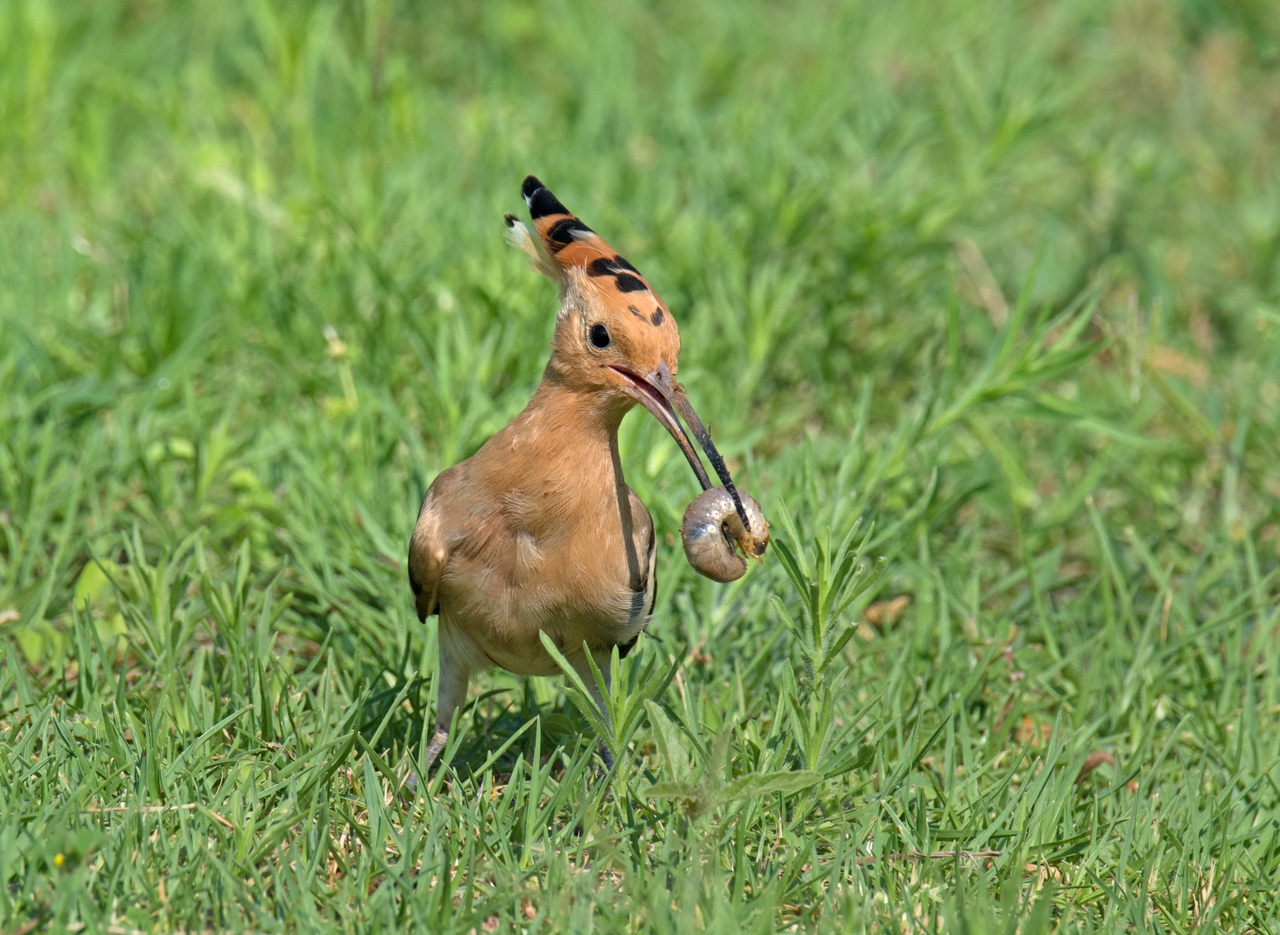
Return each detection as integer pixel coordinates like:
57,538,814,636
2,0,1280,930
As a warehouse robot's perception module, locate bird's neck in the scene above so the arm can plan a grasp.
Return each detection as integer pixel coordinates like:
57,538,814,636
523,374,632,444
467,377,631,518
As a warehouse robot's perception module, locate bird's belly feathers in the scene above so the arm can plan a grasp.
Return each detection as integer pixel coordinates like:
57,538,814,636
437,499,654,674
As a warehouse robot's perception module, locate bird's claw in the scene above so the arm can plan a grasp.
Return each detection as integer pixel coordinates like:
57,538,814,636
423,728,449,770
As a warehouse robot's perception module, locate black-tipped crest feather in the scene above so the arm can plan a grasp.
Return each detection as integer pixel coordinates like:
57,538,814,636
522,175,569,219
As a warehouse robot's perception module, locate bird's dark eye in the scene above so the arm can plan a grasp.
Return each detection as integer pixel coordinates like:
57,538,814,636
589,323,611,349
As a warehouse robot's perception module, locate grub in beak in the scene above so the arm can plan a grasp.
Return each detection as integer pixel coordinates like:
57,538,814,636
681,486,770,582
610,366,754,534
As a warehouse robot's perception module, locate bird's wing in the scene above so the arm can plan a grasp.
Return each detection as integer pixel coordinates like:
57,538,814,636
408,483,450,621
626,489,658,621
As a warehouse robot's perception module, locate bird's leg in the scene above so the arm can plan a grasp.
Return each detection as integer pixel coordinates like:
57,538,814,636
423,631,473,771
572,652,616,770
423,728,450,771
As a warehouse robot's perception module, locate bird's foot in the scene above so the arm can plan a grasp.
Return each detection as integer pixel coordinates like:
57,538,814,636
398,768,420,802
423,728,449,770
399,729,450,801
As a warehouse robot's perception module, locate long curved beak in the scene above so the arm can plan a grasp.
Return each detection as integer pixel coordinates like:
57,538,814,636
610,363,753,533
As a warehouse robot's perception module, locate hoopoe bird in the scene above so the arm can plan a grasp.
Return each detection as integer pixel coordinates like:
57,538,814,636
408,177,769,767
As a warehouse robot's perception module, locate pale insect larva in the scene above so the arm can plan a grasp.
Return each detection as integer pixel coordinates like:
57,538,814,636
680,486,770,582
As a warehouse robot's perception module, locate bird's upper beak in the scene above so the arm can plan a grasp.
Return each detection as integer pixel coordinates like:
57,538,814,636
610,361,754,533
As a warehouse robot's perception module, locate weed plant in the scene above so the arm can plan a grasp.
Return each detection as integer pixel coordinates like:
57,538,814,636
2,0,1280,930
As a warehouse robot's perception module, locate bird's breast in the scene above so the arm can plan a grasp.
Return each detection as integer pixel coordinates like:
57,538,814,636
439,480,654,668
430,390,659,671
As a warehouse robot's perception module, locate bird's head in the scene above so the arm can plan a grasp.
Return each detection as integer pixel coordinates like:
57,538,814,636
506,175,754,532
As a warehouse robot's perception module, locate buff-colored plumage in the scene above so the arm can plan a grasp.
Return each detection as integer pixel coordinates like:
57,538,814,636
409,177,763,768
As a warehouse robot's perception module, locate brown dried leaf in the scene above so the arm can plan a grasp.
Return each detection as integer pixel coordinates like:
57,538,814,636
864,595,910,627
1075,750,1116,784
1149,346,1207,389
1016,715,1052,747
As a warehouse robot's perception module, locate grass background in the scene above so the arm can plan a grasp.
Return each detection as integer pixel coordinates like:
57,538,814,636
3,0,1280,930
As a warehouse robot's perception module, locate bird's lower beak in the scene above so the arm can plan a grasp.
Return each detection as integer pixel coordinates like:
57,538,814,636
611,364,713,490
610,363,754,533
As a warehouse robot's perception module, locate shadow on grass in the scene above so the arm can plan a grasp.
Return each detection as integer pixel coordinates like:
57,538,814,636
358,671,594,780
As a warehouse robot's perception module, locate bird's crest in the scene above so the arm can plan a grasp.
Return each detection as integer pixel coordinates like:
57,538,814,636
504,176,667,327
